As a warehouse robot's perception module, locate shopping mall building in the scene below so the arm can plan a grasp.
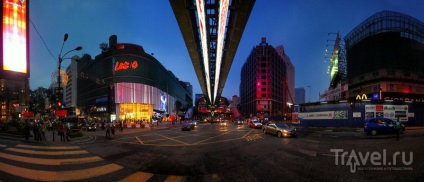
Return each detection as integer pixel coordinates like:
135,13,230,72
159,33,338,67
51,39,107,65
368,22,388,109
297,11,424,127
76,35,193,124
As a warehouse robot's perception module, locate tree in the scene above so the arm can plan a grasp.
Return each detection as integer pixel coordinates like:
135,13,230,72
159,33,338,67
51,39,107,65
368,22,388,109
29,87,51,116
99,43,108,53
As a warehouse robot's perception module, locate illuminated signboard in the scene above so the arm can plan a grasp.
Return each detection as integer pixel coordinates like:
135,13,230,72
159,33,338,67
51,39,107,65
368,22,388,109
3,0,27,73
356,94,368,100
114,60,138,71
213,0,229,103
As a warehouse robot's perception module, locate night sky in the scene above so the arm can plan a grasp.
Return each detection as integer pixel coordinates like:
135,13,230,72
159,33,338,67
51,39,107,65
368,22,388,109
29,0,424,102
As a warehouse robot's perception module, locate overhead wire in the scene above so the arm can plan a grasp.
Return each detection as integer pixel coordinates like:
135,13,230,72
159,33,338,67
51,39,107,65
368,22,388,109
30,18,57,63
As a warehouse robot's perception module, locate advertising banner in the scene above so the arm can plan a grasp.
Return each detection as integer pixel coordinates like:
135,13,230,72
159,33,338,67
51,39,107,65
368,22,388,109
298,110,348,120
365,105,409,121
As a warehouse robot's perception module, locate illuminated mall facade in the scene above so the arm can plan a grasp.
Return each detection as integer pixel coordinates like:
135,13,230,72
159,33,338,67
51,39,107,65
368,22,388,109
0,0,30,122
77,35,193,123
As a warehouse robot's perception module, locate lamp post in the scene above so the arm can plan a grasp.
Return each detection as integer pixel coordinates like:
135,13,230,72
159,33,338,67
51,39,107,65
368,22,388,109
56,33,82,109
307,86,311,103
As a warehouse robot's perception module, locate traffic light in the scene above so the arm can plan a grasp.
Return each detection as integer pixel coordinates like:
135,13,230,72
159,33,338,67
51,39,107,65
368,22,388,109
350,102,354,109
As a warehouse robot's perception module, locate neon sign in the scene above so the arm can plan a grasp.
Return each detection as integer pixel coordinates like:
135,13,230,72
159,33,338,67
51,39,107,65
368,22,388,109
3,0,27,73
114,60,138,71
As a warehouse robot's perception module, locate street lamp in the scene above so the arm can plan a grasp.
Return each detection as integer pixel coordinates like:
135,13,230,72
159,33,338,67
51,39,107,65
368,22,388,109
56,33,82,109
307,86,311,103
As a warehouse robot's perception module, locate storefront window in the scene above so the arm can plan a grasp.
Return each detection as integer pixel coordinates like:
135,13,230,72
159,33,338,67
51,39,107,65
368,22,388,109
119,103,152,124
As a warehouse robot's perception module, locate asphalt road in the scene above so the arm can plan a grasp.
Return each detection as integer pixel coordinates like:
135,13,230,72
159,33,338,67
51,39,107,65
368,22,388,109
0,122,423,181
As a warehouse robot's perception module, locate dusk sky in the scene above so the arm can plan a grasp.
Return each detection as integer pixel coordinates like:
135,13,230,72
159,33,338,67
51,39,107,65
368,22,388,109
29,0,424,102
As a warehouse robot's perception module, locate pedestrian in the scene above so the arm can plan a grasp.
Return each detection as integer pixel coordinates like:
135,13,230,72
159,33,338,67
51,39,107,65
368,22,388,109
24,121,31,140
59,122,66,142
111,123,115,135
395,118,402,141
33,122,39,141
36,123,42,141
41,123,47,141
105,122,111,139
48,120,53,131
65,122,71,142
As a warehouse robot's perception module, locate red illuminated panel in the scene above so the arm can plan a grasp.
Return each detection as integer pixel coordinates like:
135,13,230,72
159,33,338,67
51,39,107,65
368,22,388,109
3,0,27,73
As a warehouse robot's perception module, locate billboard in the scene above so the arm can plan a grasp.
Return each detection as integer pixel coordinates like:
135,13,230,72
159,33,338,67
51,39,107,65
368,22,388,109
2,0,29,77
365,105,409,122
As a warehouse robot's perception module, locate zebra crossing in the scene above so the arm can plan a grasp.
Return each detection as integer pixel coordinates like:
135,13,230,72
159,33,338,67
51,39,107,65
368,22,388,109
0,144,205,181
0,132,323,181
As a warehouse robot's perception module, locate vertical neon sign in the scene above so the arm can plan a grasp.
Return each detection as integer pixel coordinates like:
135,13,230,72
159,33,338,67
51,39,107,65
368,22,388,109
3,0,27,73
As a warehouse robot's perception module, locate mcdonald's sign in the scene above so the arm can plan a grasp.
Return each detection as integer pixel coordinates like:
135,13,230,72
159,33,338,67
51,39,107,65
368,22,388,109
356,94,368,100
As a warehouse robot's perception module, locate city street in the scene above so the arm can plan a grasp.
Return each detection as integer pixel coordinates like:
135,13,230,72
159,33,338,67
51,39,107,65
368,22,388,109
0,122,423,181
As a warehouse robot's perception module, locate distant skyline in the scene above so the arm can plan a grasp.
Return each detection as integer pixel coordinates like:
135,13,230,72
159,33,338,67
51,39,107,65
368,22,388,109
29,1,424,102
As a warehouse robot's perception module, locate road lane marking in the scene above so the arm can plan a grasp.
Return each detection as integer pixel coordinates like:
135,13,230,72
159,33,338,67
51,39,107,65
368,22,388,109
303,139,320,144
192,131,231,145
6,148,88,155
118,171,154,182
297,148,317,157
0,152,102,165
165,175,187,182
16,144,80,150
0,162,123,181
155,133,191,145
135,136,144,144
241,129,255,138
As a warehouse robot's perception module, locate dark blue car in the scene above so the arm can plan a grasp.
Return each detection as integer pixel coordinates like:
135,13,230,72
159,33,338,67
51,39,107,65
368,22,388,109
364,118,404,136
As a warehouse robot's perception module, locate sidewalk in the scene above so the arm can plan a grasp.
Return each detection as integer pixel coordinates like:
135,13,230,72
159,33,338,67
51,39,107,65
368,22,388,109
0,121,188,144
302,126,424,139
0,129,95,145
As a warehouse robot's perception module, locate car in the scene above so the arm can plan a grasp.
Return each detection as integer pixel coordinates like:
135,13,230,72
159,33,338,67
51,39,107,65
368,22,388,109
182,123,194,131
233,117,244,125
81,123,97,131
364,118,404,136
212,117,221,123
190,120,198,126
262,122,296,137
249,120,262,129
220,120,228,126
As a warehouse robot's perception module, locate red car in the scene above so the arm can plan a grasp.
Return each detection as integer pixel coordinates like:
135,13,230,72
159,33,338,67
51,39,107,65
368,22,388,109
249,120,263,129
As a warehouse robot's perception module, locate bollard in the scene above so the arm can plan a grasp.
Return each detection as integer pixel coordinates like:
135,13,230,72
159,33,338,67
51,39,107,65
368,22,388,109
52,131,55,142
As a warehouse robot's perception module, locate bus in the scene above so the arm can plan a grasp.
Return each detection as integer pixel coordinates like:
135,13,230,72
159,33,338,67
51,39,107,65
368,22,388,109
62,115,86,129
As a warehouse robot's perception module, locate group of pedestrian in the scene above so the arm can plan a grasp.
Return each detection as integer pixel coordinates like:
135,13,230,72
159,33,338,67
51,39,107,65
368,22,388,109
24,120,47,141
58,121,70,142
105,122,115,139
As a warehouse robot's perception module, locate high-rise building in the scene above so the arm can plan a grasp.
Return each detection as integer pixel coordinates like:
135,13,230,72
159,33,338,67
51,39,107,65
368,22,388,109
295,88,306,104
275,45,295,106
240,38,294,117
231,95,240,107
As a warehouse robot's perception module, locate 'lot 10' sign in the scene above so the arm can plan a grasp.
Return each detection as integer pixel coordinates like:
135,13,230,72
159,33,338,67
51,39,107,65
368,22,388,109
115,60,138,71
